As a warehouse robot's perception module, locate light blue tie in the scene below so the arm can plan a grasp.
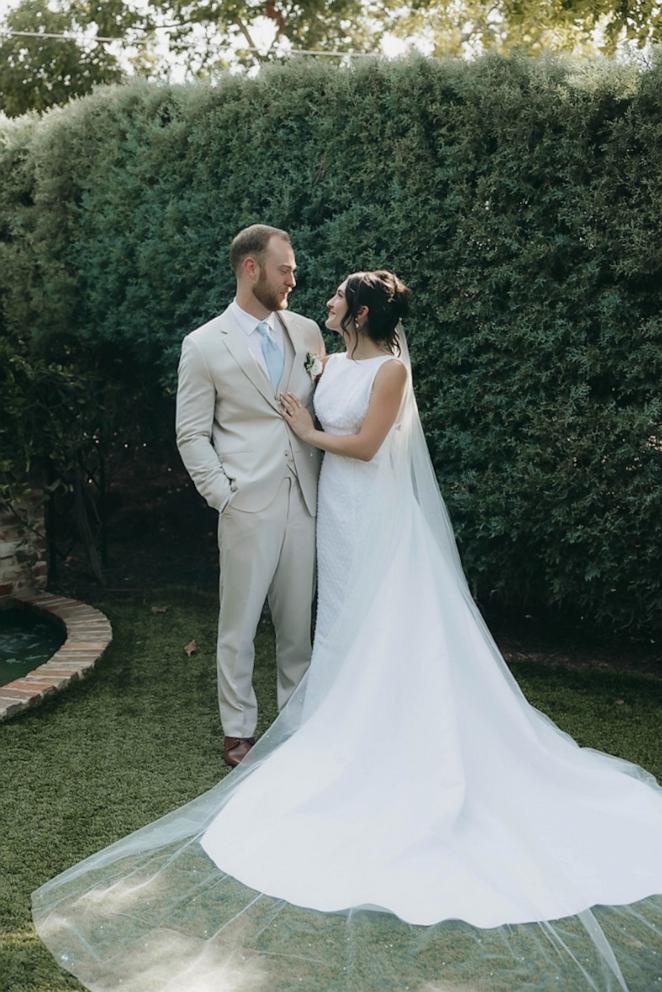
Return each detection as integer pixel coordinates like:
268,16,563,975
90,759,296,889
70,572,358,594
255,320,284,390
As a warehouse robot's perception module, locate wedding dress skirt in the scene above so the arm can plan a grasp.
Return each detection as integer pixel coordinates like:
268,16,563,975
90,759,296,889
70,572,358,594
32,349,662,991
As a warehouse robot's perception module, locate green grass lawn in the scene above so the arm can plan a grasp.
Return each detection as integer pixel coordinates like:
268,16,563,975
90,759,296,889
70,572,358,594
1,586,661,992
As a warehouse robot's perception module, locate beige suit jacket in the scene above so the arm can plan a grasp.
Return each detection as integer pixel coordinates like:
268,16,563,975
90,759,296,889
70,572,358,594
175,305,325,515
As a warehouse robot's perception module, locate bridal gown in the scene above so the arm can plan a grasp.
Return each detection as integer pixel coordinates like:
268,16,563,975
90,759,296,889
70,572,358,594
32,345,662,992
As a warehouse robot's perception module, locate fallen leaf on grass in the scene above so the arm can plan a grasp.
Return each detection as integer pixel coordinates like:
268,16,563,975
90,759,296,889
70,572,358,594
184,639,198,657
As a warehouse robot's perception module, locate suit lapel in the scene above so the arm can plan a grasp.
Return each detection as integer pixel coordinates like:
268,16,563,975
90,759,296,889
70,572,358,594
274,311,300,393
218,307,281,412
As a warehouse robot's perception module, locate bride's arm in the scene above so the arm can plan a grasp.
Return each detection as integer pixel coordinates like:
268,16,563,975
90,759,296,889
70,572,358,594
281,360,407,462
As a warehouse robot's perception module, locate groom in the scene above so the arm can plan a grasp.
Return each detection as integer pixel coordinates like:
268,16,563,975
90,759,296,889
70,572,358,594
175,224,325,767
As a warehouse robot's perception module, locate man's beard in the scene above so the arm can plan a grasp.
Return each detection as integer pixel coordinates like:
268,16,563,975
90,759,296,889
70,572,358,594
253,271,289,312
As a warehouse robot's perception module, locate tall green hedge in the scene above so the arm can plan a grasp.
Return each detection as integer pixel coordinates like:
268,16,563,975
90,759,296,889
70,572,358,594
1,54,661,634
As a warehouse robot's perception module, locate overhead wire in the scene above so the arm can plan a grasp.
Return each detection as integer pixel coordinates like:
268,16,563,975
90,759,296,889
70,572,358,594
0,27,378,57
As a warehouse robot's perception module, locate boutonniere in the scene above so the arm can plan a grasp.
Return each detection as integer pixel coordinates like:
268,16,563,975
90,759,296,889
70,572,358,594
304,351,324,381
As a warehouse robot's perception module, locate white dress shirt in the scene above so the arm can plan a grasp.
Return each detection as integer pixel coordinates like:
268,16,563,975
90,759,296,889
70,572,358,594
229,299,285,379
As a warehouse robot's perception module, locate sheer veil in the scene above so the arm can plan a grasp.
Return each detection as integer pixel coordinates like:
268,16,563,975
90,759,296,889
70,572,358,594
32,323,662,991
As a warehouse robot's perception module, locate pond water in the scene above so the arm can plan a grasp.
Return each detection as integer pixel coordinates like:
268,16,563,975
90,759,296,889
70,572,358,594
0,607,65,686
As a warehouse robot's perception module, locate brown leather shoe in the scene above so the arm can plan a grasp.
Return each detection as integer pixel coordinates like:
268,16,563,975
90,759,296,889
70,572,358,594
223,736,255,768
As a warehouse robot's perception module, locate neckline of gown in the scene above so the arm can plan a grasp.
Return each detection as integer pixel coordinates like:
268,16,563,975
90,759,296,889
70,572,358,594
340,351,395,363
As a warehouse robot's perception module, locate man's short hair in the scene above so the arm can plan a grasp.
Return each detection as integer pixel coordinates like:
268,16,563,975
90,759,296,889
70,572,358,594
229,224,291,275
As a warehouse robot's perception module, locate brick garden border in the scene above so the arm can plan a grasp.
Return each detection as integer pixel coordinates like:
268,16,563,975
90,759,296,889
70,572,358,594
0,593,112,721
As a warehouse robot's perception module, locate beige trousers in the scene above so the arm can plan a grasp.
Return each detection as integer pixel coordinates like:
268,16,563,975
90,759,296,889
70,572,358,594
216,475,316,738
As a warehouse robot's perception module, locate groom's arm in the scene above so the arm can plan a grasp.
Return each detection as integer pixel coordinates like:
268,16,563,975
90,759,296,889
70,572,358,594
175,335,233,512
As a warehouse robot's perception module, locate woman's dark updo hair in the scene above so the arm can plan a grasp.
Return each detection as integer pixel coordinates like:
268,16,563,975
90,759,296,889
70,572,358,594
340,270,411,356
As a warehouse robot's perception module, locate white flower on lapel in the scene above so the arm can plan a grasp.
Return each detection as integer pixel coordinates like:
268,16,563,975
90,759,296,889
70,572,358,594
304,352,324,381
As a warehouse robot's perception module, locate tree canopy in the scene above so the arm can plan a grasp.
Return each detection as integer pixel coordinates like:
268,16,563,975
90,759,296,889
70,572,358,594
0,0,660,114
0,0,127,116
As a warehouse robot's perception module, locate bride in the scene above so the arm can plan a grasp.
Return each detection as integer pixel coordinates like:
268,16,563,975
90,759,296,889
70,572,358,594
33,271,662,992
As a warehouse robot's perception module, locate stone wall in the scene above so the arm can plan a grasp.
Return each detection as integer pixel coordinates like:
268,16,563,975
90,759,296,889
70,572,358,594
0,493,48,603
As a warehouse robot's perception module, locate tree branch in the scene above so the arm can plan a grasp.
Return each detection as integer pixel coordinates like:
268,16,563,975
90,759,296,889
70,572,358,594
235,15,262,58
